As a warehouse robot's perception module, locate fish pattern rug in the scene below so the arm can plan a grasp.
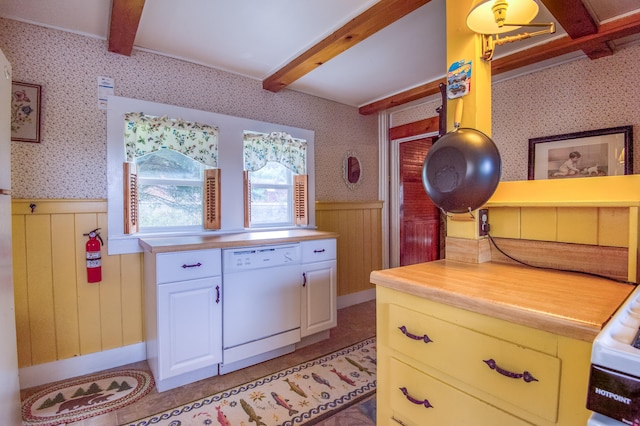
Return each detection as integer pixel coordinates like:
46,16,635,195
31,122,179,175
22,369,154,426
127,337,376,426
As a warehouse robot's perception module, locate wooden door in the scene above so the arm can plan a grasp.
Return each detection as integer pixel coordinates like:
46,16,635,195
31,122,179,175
399,138,440,266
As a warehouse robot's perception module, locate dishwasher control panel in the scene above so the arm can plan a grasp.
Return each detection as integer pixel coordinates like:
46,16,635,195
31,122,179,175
223,244,301,273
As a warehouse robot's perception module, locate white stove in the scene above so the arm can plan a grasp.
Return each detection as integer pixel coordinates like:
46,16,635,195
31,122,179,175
587,284,640,425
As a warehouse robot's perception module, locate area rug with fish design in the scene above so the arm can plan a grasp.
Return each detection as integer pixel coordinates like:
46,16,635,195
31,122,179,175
127,337,376,426
22,369,154,426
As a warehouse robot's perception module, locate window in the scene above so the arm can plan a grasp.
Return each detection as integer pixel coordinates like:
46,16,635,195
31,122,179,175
122,112,220,234
106,95,316,255
243,131,308,228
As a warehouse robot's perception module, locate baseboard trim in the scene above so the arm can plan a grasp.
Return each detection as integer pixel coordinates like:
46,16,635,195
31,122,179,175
19,343,147,389
337,288,376,309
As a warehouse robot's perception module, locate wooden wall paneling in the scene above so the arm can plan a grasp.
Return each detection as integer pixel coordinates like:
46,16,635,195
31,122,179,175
120,253,143,345
11,214,30,367
50,213,80,359
557,207,598,245
74,213,103,355
97,213,124,350
489,237,629,282
629,206,639,283
25,214,57,364
521,207,558,241
599,207,629,248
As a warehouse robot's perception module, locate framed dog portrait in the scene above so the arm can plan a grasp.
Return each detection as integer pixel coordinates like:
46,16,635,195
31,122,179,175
11,81,41,143
528,126,633,180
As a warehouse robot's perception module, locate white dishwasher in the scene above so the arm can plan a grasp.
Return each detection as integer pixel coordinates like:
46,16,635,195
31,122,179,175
220,243,302,374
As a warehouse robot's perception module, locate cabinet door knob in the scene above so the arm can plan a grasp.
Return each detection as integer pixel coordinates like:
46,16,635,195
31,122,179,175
398,325,433,343
483,359,538,383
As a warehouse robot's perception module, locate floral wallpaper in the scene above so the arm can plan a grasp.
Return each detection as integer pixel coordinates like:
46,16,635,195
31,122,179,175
3,16,639,200
0,18,378,201
392,43,640,182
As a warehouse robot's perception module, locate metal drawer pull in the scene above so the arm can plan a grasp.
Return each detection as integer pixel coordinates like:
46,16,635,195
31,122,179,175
483,359,538,382
181,262,202,269
215,285,220,304
313,249,325,253
399,387,433,408
398,325,433,343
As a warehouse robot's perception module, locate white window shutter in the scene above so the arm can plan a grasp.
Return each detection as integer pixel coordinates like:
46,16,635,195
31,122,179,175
294,174,308,226
204,168,221,230
123,162,139,234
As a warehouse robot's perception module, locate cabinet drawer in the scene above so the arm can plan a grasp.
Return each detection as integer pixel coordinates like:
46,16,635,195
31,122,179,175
301,239,336,263
388,303,560,422
388,357,532,425
156,249,222,284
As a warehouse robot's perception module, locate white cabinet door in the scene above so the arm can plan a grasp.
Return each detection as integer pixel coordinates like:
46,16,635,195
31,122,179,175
301,260,337,337
158,277,222,380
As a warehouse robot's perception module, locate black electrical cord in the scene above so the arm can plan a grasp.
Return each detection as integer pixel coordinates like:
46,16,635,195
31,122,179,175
486,232,635,286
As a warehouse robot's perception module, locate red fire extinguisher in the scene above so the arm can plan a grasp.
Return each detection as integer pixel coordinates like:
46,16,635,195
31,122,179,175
84,228,104,283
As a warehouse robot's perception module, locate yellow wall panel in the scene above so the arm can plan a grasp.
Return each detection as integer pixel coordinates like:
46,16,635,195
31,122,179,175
521,208,557,241
11,215,31,367
74,213,103,355
557,207,598,245
97,213,124,351
51,214,80,359
25,214,57,364
599,207,629,248
487,208,520,239
120,253,143,345
316,201,382,296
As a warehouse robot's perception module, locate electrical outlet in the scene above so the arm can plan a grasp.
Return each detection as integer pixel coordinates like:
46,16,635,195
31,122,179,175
478,208,489,236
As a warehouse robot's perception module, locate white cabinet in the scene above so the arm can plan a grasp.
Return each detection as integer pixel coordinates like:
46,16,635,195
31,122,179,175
300,239,337,337
144,248,222,392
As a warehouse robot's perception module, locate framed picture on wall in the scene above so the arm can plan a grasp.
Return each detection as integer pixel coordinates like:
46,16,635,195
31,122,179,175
528,126,633,180
11,81,41,143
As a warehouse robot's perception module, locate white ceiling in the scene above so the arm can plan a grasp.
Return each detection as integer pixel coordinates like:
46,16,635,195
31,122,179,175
1,0,639,108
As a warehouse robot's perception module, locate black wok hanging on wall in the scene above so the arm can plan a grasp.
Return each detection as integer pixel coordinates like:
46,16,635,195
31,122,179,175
422,99,502,214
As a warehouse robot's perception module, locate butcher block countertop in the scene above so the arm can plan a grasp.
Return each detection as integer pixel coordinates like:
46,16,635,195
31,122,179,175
371,260,635,342
139,229,339,254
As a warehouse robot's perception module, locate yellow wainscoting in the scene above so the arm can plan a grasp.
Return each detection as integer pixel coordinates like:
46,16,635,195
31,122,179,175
316,201,382,296
11,199,143,368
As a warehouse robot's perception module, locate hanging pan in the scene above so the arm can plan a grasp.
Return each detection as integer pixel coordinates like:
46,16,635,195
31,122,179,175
422,99,502,214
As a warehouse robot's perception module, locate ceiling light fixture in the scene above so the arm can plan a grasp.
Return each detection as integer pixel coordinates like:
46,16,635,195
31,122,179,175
466,0,555,61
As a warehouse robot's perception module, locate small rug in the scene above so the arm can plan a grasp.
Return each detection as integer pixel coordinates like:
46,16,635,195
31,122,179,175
127,337,376,426
22,369,154,426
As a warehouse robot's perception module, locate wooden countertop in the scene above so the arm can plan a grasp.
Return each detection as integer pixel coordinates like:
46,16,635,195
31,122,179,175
370,260,635,342
139,229,339,254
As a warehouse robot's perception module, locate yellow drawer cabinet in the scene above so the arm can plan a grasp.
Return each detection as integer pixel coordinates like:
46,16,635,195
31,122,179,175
388,358,532,425
377,286,593,426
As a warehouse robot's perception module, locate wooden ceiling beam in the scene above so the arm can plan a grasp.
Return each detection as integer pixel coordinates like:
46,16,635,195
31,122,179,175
108,0,146,56
359,12,640,115
262,0,432,93
540,0,598,38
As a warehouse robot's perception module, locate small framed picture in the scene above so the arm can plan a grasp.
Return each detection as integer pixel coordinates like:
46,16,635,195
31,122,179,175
11,81,41,143
528,126,633,180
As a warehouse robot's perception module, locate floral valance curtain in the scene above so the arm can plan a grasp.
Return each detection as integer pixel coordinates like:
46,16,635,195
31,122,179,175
124,112,219,167
243,131,307,174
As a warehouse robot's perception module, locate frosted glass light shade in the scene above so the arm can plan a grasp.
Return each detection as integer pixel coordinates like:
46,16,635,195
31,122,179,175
466,0,539,34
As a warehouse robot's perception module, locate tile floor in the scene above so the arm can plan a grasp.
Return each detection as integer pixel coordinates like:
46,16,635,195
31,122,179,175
22,299,377,425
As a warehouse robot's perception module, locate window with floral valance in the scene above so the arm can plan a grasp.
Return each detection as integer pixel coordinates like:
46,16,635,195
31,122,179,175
122,113,221,234
243,131,306,174
124,112,219,167
243,131,308,227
